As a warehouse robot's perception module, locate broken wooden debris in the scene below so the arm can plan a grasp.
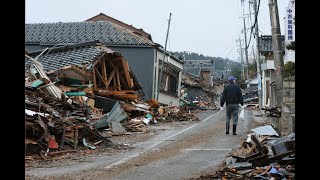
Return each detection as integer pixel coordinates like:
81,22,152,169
25,49,206,162
180,84,219,110
198,131,295,179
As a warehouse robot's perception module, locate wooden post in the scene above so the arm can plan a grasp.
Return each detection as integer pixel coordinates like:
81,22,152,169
116,68,121,90
106,70,115,87
92,66,97,89
113,70,117,88
102,58,107,80
121,58,132,88
94,67,107,87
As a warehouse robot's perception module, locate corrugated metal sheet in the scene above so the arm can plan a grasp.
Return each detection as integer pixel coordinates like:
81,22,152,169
250,125,279,136
94,101,128,129
25,21,155,46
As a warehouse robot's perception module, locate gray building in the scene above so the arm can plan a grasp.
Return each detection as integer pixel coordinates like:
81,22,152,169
25,21,183,105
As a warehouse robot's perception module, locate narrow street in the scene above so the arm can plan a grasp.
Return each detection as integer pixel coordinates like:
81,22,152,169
26,107,259,180
25,1,295,179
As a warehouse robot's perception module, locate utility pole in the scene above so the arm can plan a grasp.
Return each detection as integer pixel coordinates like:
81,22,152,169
241,9,250,87
252,0,262,108
157,13,172,100
237,38,245,81
268,0,285,106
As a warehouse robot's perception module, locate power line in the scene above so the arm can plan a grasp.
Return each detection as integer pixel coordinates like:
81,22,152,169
225,43,236,59
245,0,261,50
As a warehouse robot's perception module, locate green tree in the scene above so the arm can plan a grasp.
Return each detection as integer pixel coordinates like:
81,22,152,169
230,65,242,84
284,61,295,77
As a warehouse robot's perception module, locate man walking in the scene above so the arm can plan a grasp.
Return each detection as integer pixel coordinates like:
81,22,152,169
220,76,244,135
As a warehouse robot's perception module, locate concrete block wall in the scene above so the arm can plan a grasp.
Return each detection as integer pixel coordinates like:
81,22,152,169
280,77,295,136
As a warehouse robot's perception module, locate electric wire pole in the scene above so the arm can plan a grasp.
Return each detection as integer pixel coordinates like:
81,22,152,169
252,0,262,108
237,38,245,81
268,0,285,106
241,10,250,87
157,13,172,100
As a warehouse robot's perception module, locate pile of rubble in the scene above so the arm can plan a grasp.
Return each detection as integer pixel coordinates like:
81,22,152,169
180,83,219,110
243,88,258,103
199,125,295,179
262,106,282,118
25,54,199,159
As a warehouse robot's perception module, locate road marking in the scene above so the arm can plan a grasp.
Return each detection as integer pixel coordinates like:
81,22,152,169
104,111,222,169
184,148,232,151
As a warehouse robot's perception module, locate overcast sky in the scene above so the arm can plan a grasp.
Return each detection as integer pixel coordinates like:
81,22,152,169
26,0,290,62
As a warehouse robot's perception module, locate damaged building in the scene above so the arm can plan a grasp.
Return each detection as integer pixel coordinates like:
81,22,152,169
25,41,143,102
25,17,183,106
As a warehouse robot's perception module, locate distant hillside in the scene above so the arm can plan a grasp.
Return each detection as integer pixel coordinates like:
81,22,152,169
171,51,240,71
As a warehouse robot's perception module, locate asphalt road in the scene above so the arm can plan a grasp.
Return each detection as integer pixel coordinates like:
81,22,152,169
90,108,254,180
26,108,256,180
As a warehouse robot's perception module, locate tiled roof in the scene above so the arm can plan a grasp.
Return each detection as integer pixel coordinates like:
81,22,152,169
25,21,155,46
183,60,214,78
184,60,214,67
259,35,285,53
25,41,106,72
85,13,152,41
183,67,201,77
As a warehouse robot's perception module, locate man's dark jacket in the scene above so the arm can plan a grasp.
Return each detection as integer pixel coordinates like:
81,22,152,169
220,83,244,106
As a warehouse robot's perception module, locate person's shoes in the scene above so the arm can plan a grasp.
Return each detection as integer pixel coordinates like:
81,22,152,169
226,123,230,134
233,124,237,135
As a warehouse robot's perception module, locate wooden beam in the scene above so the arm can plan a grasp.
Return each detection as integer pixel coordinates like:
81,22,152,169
121,58,132,88
92,52,107,67
116,68,121,91
130,79,134,88
113,70,117,87
102,57,107,80
126,61,131,72
106,70,115,87
109,60,116,69
94,67,107,87
126,61,134,88
92,66,97,89
119,74,128,89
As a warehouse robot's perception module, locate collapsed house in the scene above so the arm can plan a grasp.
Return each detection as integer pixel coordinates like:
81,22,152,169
180,59,223,109
25,42,200,158
25,20,183,106
25,41,143,101
183,60,215,90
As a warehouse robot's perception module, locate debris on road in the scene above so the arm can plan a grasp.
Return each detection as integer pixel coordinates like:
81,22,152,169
180,83,219,110
196,125,295,179
25,46,205,161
